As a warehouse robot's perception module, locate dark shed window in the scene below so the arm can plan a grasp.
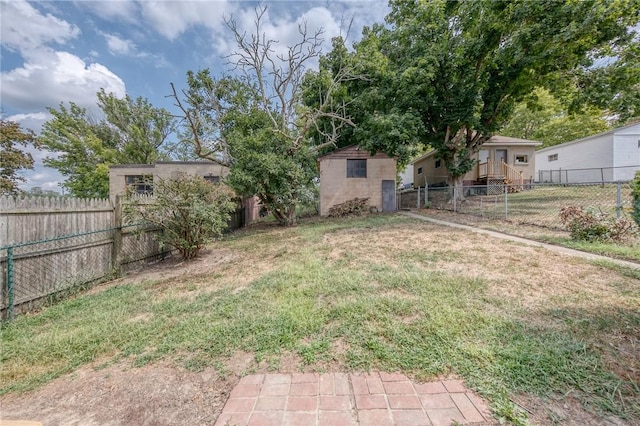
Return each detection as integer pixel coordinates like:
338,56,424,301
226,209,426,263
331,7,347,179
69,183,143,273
125,175,153,194
347,159,367,178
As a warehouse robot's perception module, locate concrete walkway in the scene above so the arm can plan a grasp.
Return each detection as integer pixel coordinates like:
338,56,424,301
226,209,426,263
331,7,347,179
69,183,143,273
215,372,493,426
400,211,640,270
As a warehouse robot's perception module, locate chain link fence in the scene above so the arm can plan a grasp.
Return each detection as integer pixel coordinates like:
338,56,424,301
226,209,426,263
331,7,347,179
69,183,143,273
537,165,639,184
0,224,167,320
399,181,635,229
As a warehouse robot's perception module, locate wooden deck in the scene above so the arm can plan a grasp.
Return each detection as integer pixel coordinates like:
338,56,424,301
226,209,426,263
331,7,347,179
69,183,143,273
478,160,524,192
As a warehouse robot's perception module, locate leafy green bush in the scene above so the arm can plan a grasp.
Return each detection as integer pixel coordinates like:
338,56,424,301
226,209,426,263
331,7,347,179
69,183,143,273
560,206,636,243
632,170,640,227
124,173,237,260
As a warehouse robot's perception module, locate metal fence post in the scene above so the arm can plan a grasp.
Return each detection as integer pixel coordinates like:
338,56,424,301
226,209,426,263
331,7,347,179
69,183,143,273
617,181,622,219
453,186,457,212
7,246,14,321
417,187,421,209
424,185,428,206
112,196,123,274
504,184,508,220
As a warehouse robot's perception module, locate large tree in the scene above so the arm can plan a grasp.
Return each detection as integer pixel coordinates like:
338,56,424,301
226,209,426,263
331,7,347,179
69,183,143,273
40,92,176,198
39,103,119,198
321,0,639,195
0,120,38,195
500,87,610,147
171,6,353,226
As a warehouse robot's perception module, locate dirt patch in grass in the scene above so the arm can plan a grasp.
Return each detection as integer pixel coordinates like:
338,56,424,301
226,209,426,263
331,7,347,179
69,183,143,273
0,360,234,426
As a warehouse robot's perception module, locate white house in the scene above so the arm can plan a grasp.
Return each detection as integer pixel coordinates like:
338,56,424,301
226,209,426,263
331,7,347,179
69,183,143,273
535,122,640,183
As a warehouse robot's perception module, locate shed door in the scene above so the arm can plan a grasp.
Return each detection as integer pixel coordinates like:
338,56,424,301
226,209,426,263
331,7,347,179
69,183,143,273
382,180,396,212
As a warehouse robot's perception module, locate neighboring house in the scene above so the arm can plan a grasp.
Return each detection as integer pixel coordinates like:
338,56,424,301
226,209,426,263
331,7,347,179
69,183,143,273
109,161,228,200
535,122,640,183
399,164,414,189
109,161,259,224
412,135,541,188
318,145,397,216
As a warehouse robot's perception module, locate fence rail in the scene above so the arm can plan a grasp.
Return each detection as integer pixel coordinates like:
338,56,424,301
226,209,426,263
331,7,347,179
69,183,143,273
398,181,635,230
1,194,248,320
0,223,166,320
537,165,639,184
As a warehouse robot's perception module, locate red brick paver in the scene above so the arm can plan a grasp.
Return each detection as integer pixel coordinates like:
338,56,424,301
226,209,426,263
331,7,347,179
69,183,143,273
215,373,494,426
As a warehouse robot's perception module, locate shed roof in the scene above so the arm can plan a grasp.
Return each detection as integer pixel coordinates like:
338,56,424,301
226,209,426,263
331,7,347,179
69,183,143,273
317,144,394,160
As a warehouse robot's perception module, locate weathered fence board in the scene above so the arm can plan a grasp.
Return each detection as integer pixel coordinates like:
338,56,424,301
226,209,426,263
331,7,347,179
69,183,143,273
0,196,114,247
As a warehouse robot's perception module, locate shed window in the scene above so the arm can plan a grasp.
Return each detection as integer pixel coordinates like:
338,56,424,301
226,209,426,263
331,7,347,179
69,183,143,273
126,175,153,194
417,166,423,175
548,154,558,162
347,159,367,178
204,175,220,183
435,159,442,169
514,154,528,164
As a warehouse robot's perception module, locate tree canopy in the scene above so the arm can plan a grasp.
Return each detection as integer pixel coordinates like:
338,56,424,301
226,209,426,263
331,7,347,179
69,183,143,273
39,92,176,198
0,120,38,195
172,6,353,226
317,0,640,190
500,87,610,147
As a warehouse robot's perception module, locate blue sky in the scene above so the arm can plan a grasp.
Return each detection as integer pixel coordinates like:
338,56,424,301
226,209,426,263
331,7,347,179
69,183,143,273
1,0,390,192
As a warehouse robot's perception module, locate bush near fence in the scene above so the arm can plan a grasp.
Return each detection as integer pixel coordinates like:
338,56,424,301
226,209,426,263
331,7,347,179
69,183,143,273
399,181,636,230
0,194,247,319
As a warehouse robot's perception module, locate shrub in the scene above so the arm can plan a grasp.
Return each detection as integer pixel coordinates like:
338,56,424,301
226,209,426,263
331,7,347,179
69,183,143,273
124,173,237,260
559,206,637,243
632,171,640,227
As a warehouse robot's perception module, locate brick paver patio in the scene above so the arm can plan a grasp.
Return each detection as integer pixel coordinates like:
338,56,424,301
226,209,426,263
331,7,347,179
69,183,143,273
215,372,493,426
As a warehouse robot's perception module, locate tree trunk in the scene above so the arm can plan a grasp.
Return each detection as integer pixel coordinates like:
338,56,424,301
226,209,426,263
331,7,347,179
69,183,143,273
284,206,297,227
450,175,465,204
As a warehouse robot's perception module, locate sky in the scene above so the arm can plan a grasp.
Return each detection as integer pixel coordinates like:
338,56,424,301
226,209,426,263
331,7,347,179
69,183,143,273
0,0,391,193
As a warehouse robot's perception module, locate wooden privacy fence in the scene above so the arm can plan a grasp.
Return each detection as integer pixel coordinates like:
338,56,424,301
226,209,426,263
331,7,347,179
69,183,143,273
0,195,167,319
0,195,247,319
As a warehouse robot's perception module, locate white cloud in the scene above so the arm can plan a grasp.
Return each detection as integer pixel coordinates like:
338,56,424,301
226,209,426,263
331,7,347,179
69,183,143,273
1,49,126,112
139,0,235,40
103,33,144,57
5,112,51,133
74,0,139,23
0,1,126,115
0,0,80,52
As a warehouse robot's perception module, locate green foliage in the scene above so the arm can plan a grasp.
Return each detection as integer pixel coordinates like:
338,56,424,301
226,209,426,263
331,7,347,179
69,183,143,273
124,174,237,260
39,93,175,198
39,103,118,198
501,87,610,147
303,34,423,167
0,120,38,195
560,206,637,243
173,7,351,226
319,0,639,188
632,171,640,227
97,89,175,163
565,33,640,123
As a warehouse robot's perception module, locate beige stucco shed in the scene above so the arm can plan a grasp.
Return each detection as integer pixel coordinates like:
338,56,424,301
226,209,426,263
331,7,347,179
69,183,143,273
318,145,397,216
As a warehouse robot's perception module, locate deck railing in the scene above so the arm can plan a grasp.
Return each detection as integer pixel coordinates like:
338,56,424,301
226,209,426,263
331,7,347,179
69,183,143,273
478,160,524,187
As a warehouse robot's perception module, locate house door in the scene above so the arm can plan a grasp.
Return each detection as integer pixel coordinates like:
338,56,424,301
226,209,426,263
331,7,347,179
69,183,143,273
382,180,396,212
495,149,507,174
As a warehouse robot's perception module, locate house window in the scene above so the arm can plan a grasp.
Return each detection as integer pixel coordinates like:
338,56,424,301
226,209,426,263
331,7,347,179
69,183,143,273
417,166,423,175
514,154,528,164
204,175,220,183
125,175,153,194
548,154,558,162
435,159,442,169
347,159,367,178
